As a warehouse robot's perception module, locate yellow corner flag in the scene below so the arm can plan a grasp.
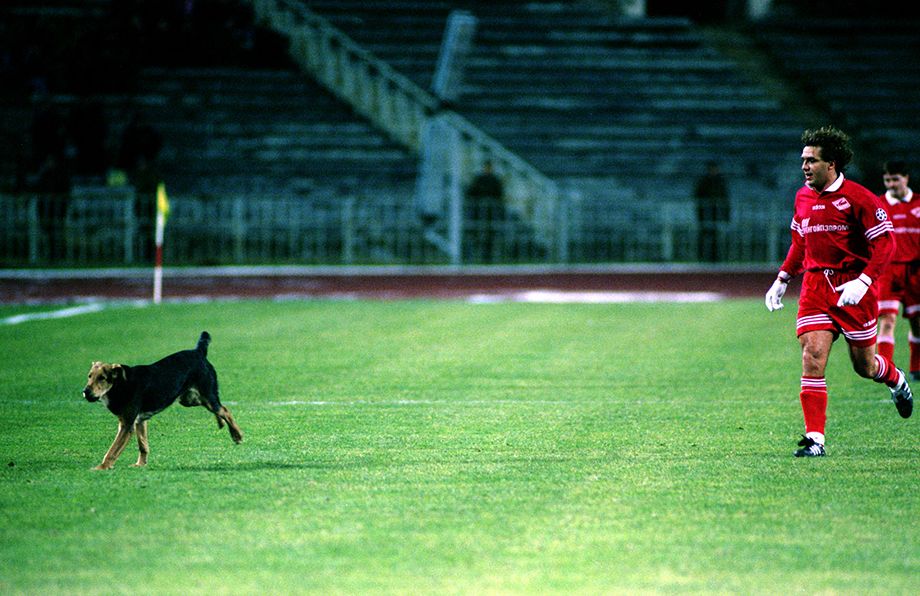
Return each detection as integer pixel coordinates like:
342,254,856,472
153,181,169,305
156,181,170,220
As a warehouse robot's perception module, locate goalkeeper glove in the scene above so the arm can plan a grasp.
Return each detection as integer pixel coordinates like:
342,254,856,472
835,274,871,307
765,277,788,311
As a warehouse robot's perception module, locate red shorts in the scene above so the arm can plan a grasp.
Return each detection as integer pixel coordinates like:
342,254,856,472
796,270,879,347
877,262,920,318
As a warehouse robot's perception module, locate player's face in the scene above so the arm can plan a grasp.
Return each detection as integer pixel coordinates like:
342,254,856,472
883,172,909,198
801,146,835,191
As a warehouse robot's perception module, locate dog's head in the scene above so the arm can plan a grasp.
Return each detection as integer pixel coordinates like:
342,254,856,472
82,361,126,402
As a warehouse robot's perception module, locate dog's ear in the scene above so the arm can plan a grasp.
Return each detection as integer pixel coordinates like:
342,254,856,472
111,364,126,381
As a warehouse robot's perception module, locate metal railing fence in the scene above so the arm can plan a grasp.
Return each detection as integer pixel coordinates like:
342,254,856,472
1,189,789,267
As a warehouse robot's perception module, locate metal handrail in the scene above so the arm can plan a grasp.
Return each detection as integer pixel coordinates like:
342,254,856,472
248,0,561,250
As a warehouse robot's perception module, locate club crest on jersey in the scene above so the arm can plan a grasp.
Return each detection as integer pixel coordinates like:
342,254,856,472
832,197,851,210
876,208,888,221
911,206,920,218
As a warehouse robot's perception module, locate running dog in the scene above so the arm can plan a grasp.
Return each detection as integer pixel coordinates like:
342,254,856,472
82,331,242,470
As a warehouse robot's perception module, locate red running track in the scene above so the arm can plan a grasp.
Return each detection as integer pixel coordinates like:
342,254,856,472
0,268,791,304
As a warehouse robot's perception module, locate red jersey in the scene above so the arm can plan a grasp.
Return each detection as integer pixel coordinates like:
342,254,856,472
780,175,894,282
883,188,920,263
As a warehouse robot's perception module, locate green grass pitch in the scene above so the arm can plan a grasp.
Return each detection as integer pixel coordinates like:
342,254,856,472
0,298,916,593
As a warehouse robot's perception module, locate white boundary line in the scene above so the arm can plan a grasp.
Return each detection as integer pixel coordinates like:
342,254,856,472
1,300,148,325
0,288,726,324
267,397,901,407
467,290,724,304
1,303,107,325
267,399,573,406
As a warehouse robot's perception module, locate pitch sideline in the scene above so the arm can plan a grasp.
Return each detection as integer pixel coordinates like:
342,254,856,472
0,300,148,325
1,289,725,326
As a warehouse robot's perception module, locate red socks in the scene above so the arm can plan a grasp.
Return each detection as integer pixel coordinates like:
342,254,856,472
877,336,895,361
876,332,920,376
910,333,920,376
800,355,905,444
873,354,902,387
800,377,828,438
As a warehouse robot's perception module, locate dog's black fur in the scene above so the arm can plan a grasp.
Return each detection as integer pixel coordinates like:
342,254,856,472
82,331,242,469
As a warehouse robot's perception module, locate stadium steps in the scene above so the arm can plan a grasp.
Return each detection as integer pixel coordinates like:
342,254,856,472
0,1,423,228
3,0,108,18
132,67,418,197
304,0,801,206
752,16,920,182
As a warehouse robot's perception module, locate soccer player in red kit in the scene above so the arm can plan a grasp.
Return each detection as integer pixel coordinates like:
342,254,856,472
764,127,913,457
876,161,920,379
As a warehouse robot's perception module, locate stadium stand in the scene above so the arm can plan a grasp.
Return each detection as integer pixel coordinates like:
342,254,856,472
0,0,417,201
135,67,418,199
306,0,803,196
301,0,805,259
753,16,920,188
0,0,432,265
10,0,915,266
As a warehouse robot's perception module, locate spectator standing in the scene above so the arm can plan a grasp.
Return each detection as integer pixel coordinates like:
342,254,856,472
764,127,913,458
29,95,71,262
68,98,109,181
117,110,163,262
466,159,506,263
876,161,920,379
693,160,730,262
117,110,163,175
29,94,66,173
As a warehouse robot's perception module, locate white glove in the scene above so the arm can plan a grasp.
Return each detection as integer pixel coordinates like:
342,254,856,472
765,278,788,311
835,274,871,307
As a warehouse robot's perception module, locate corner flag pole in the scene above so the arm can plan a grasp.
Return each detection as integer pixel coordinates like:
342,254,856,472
153,182,170,304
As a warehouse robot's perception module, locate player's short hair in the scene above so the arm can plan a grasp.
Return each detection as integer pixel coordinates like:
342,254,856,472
884,160,910,177
801,126,854,172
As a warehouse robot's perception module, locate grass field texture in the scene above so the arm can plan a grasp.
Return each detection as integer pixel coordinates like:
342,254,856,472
0,298,917,594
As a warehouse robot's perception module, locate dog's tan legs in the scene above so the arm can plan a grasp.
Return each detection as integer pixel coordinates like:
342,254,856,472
94,420,134,470
218,406,243,443
132,420,149,467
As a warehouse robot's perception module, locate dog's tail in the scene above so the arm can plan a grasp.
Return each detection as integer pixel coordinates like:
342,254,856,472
196,331,211,355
